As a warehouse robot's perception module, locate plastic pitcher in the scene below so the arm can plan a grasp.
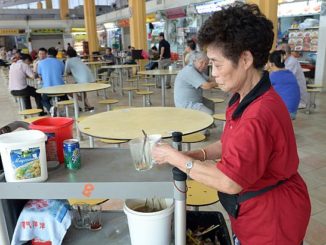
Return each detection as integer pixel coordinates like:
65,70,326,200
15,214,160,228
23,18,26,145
0,130,47,182
29,117,74,164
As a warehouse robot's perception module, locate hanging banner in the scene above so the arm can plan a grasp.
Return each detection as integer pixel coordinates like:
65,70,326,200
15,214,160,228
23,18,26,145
0,29,24,36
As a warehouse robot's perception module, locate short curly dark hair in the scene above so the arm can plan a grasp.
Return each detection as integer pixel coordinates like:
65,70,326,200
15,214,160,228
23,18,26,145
197,2,274,69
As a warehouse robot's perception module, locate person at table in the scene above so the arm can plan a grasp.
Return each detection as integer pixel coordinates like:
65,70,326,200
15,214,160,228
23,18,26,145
145,46,159,70
279,43,308,109
184,39,197,66
9,54,46,116
158,32,172,88
268,50,300,120
98,47,115,76
33,48,47,77
65,48,94,111
174,51,217,115
37,47,66,113
152,3,310,245
124,46,137,65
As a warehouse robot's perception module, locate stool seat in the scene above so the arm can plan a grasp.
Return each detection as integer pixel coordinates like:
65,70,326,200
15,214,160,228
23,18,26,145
182,133,206,143
96,80,109,84
23,116,48,123
186,180,219,207
207,97,225,103
19,108,42,116
213,113,226,121
100,139,128,144
307,88,322,92
307,84,323,89
140,83,156,87
126,78,138,82
68,199,108,205
122,87,138,91
98,99,119,105
136,90,154,96
57,100,74,106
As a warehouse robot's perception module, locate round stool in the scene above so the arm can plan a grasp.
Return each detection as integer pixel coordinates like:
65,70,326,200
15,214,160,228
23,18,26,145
306,88,322,114
13,95,28,111
140,83,156,91
99,138,129,148
182,133,206,151
126,78,138,88
47,93,65,106
98,99,119,111
19,108,42,119
307,84,323,89
122,87,138,106
186,180,219,211
136,90,154,107
57,100,74,117
213,113,226,121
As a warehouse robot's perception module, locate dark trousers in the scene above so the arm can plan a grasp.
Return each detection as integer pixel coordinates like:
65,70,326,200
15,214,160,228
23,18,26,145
11,85,44,111
42,94,68,112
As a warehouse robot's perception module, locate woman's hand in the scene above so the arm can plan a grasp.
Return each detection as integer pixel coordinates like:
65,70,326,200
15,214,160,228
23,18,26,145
152,143,178,165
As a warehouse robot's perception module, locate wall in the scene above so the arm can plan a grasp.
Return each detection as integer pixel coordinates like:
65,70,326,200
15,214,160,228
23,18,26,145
30,34,63,50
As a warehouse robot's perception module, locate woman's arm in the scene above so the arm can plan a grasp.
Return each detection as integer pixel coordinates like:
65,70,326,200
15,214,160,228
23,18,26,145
152,143,242,194
185,140,222,161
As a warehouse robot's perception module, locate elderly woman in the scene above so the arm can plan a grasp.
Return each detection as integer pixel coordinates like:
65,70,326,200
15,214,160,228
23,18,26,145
152,3,310,245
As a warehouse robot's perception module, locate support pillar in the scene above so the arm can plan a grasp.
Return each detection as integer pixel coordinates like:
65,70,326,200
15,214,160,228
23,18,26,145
46,0,53,9
60,0,69,20
247,0,278,49
128,0,148,70
84,0,99,61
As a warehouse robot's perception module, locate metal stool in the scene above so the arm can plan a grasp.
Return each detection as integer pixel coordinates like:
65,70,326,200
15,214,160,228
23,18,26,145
57,100,74,117
136,90,154,107
186,180,219,211
19,109,42,119
98,99,120,111
182,133,206,151
13,95,28,111
122,87,138,106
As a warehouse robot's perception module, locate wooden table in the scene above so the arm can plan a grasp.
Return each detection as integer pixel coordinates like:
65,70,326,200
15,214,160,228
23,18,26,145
138,69,179,106
78,107,214,147
101,64,139,95
37,83,111,139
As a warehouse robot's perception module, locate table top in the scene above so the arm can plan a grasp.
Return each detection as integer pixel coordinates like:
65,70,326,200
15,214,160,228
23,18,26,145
36,83,111,94
78,107,214,140
84,61,114,65
138,69,179,76
0,148,174,199
101,64,139,69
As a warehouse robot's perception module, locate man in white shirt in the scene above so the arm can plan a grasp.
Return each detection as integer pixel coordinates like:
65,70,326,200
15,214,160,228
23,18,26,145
280,43,308,108
9,54,46,115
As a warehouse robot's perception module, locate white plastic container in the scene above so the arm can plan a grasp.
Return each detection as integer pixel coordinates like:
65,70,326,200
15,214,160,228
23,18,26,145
124,199,174,245
0,130,48,182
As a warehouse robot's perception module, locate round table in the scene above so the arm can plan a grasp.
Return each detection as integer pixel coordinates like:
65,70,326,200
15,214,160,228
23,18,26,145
138,69,179,106
78,107,214,147
37,83,111,139
101,64,140,95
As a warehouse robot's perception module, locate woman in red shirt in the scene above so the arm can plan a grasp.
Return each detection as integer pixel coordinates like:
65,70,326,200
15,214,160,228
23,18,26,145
152,2,310,245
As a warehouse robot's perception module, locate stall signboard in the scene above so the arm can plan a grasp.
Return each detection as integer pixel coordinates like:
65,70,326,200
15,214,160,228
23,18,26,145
118,19,129,28
71,28,86,33
0,29,24,36
31,28,64,35
278,0,321,17
195,0,239,14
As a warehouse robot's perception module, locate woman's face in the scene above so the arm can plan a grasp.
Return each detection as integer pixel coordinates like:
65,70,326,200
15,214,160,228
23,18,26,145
207,45,249,94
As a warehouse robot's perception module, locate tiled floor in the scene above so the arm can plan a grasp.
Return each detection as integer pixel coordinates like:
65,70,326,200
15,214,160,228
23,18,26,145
0,71,326,244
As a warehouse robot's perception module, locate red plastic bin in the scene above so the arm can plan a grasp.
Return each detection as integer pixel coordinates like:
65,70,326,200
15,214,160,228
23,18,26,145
29,117,74,163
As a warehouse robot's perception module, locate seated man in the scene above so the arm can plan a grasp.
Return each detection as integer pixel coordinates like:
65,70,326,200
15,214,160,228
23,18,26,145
9,54,46,116
37,47,65,113
174,51,217,115
98,47,115,76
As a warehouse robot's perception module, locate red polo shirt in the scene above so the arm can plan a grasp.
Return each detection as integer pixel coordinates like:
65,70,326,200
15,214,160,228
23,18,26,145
217,85,310,245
